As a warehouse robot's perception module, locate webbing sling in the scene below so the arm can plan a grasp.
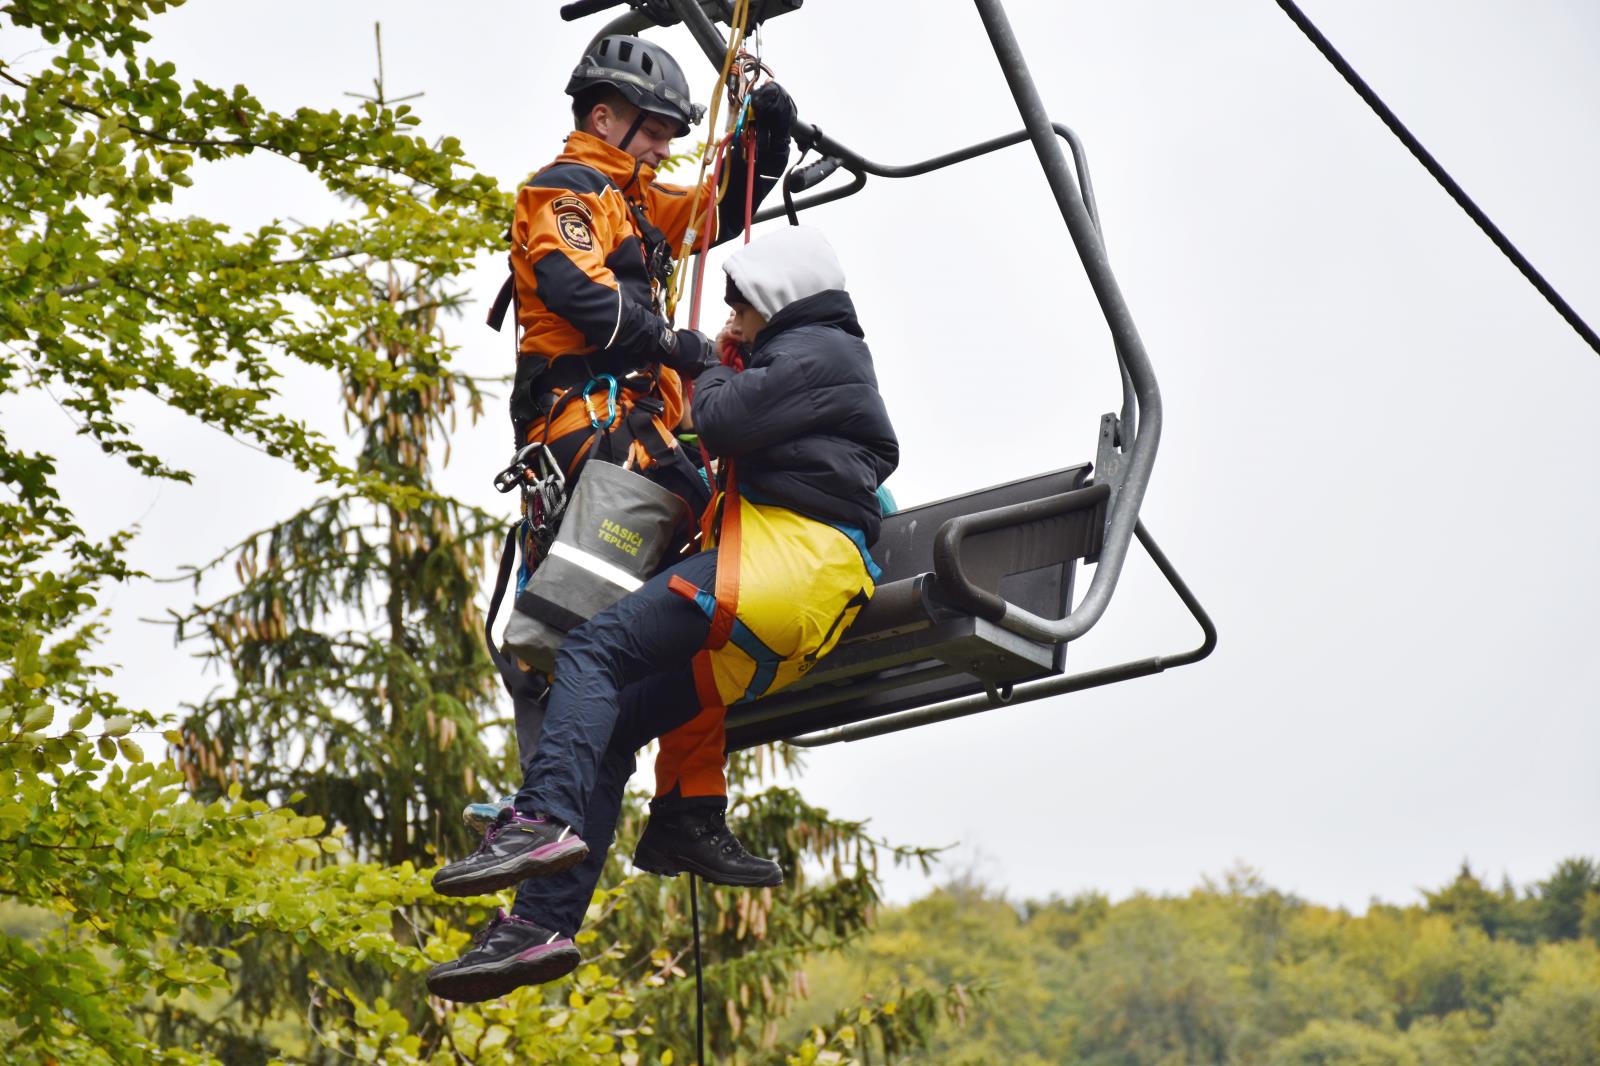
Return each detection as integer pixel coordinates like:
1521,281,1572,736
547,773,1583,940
486,523,549,706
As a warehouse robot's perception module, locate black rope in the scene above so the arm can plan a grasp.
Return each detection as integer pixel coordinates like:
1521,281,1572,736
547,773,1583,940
1274,0,1600,358
690,873,705,1066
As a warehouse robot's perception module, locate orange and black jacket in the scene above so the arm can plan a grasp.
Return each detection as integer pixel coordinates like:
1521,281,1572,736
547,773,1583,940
492,130,785,440
512,130,700,369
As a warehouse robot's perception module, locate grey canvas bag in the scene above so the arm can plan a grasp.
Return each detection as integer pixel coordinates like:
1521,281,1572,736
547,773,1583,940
502,457,688,673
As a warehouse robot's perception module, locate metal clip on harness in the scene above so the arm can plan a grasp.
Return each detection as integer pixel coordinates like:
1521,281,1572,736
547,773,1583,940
582,374,622,431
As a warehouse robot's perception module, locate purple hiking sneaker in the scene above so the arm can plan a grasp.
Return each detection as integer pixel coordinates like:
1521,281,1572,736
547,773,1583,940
425,908,580,1002
430,807,588,898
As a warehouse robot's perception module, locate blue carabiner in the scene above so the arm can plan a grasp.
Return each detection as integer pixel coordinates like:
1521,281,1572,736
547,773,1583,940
732,91,754,140
582,374,620,431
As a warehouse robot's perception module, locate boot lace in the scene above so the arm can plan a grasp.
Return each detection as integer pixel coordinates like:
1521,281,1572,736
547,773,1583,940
467,811,515,856
468,910,509,952
692,810,742,856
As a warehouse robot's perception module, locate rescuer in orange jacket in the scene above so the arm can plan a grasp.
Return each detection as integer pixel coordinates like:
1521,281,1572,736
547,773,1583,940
473,33,795,889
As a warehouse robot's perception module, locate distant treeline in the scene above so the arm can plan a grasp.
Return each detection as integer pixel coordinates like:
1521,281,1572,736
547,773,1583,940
787,858,1600,1065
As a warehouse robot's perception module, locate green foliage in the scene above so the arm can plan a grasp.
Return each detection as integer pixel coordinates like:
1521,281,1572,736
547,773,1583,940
1530,858,1600,943
794,859,1600,1065
1476,941,1600,1066
1421,863,1526,942
0,0,507,785
1,1,506,1060
0,694,434,1061
1269,1020,1418,1066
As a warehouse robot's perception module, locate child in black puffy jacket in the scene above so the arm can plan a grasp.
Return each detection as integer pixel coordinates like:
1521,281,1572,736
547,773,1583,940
426,227,897,1002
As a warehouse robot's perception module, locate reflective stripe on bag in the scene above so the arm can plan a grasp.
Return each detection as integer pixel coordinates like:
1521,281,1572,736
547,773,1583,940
503,458,690,673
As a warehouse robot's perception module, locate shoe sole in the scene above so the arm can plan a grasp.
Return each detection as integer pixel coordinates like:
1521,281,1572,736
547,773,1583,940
632,846,783,888
426,942,581,1003
432,836,590,898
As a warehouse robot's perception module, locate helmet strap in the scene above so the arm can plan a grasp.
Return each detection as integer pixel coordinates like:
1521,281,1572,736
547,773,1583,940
617,110,650,156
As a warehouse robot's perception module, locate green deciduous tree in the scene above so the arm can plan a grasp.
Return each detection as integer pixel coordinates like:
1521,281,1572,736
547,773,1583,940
1422,861,1522,941
1267,1019,1418,1066
789,858,1600,1066
1478,941,1600,1066
0,0,501,1059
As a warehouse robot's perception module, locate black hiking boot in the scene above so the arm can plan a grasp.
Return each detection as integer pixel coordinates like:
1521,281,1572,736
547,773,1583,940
431,807,588,898
425,909,580,1002
632,805,783,887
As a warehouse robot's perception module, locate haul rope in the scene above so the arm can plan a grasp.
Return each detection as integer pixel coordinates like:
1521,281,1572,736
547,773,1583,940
690,872,706,1066
1274,0,1600,358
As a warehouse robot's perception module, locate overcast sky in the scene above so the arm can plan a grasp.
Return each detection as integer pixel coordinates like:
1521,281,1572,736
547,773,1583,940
12,0,1597,910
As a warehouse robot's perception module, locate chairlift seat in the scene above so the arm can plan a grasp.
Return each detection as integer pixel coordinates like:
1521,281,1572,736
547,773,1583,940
725,464,1107,749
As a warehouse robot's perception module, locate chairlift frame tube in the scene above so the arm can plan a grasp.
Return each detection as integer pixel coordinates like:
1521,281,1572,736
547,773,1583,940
753,125,1101,225
666,0,1162,647
971,0,1161,645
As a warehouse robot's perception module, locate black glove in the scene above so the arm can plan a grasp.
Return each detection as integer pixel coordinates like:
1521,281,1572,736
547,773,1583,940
750,82,795,158
659,325,718,379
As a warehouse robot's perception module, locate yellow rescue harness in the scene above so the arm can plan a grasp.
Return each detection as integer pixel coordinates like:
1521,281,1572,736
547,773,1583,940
668,470,879,709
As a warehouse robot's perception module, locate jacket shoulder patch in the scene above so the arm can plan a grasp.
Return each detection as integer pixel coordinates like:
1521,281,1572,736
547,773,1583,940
551,195,593,222
552,195,596,252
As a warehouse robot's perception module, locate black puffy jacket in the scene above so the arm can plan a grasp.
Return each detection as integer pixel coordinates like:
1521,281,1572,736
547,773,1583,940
691,289,898,542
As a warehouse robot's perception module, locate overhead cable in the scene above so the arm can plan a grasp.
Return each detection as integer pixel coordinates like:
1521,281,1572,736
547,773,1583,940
1275,0,1600,358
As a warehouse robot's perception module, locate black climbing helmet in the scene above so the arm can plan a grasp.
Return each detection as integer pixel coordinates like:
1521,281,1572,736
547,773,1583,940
566,35,705,137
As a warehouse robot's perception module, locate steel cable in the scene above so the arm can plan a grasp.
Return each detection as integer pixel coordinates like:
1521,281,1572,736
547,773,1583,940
1274,0,1600,358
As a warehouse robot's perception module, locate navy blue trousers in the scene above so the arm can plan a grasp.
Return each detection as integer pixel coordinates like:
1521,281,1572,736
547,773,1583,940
509,549,716,935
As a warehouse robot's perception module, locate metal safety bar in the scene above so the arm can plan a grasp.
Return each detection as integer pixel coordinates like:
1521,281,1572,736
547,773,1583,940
786,520,1216,746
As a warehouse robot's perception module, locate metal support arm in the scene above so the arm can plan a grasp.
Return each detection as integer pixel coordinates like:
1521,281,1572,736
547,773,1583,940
970,0,1161,647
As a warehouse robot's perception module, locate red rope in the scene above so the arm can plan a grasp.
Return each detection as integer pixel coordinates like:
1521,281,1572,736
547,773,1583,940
742,130,756,246
687,134,733,331
680,74,770,515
